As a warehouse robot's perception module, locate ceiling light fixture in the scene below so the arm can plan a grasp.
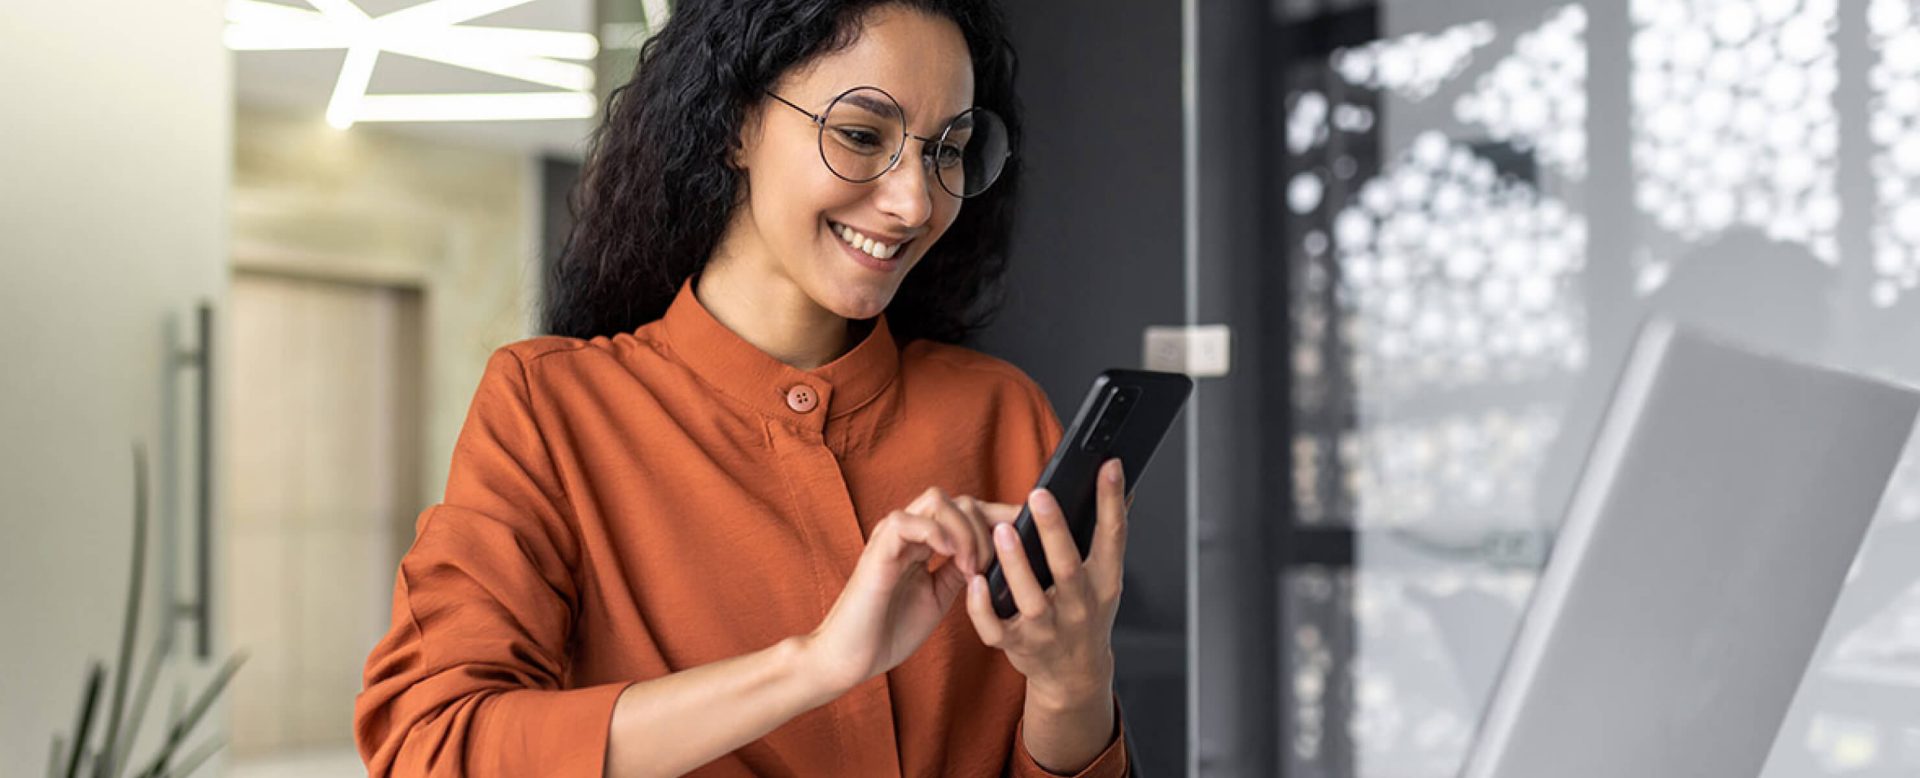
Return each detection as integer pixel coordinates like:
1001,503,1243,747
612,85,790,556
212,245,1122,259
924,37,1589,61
224,0,600,128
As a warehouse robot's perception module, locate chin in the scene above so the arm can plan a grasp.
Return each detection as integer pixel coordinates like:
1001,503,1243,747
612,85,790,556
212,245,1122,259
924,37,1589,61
809,260,910,321
831,288,895,321
817,275,902,321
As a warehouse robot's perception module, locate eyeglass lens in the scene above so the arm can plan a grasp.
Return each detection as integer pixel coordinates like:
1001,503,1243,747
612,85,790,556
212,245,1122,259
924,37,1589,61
818,87,1008,198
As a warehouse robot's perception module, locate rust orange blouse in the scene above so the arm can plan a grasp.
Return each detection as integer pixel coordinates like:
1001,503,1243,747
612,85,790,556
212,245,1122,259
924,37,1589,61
355,275,1130,777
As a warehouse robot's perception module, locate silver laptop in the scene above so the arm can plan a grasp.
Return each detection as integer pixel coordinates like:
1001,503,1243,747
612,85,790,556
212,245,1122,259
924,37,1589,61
1458,318,1920,778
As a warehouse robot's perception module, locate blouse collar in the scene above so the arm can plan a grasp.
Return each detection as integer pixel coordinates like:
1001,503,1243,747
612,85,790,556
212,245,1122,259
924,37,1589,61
656,274,900,433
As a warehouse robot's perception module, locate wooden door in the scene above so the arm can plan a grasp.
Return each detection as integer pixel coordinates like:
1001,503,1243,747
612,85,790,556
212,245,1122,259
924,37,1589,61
224,271,423,759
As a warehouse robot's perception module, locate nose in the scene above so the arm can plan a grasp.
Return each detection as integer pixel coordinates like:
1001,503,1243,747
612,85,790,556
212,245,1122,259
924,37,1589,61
870,144,938,228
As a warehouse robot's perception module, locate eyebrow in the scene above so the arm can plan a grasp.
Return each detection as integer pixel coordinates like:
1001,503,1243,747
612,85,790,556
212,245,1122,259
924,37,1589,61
833,91,971,129
836,92,900,117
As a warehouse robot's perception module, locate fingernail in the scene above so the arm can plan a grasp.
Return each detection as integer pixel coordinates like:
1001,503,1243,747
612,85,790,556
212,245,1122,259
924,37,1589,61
1031,489,1056,513
994,523,1016,549
1105,459,1122,484
970,574,985,593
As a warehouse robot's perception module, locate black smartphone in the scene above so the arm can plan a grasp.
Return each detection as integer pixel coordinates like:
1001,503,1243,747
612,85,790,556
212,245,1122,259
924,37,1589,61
984,368,1194,619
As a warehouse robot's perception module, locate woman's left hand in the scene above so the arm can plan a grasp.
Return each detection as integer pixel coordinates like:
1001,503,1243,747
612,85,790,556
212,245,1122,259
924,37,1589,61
955,458,1129,710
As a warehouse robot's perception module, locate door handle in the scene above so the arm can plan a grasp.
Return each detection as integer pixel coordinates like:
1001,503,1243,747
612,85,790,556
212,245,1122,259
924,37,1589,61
169,302,214,661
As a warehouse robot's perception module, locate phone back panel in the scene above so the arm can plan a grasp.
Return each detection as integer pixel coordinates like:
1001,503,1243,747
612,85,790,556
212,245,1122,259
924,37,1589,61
988,368,1193,617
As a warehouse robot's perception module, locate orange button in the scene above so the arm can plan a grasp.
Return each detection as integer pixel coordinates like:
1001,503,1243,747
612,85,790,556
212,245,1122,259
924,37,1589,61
785,384,819,413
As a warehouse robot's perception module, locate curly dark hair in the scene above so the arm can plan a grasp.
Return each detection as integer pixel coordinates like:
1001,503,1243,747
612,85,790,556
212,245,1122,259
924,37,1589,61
542,0,1021,345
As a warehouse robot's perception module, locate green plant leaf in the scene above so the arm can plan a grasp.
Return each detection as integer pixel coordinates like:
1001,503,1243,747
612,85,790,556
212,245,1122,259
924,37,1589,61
128,652,247,778
155,735,225,778
107,628,173,778
96,442,149,778
64,662,104,778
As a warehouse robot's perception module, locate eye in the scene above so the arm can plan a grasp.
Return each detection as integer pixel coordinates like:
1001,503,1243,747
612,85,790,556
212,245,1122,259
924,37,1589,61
829,126,888,154
934,142,965,169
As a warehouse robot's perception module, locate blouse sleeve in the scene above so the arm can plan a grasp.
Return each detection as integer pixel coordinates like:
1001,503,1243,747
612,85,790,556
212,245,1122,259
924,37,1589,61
1029,375,1065,455
1010,695,1132,778
355,347,628,777
1005,375,1132,778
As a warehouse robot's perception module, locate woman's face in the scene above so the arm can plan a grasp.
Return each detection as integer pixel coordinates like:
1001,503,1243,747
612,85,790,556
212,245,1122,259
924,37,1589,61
728,4,975,322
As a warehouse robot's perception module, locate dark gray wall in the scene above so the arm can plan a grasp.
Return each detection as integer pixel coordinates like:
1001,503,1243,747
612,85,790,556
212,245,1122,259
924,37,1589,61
976,2,1189,775
541,155,582,290
1191,0,1283,775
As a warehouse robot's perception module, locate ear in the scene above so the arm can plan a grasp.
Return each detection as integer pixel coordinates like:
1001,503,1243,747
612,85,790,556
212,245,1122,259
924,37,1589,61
730,102,766,171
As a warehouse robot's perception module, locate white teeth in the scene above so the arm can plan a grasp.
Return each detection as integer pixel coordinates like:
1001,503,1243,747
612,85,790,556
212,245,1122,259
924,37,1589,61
835,223,899,260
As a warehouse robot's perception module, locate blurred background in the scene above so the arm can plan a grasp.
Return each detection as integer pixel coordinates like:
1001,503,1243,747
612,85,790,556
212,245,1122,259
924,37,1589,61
5,0,1920,776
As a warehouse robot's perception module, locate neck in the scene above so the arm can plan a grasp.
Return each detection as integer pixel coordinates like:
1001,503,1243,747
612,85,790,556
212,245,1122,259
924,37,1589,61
693,258,858,371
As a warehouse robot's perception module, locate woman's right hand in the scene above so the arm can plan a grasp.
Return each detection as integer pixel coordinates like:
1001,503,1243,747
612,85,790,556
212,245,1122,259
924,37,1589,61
801,486,997,693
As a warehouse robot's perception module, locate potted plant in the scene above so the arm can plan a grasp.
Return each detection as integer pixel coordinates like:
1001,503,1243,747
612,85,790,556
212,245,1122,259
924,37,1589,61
48,443,246,778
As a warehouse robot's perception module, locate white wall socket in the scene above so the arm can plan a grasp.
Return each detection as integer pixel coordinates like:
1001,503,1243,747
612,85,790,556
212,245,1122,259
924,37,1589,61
1143,324,1231,377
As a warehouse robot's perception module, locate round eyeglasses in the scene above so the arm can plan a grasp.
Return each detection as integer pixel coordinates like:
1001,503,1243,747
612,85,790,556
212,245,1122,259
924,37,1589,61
764,86,1010,199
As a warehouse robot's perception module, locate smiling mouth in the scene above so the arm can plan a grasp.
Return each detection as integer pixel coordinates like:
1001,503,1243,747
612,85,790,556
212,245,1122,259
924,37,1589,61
829,220,910,260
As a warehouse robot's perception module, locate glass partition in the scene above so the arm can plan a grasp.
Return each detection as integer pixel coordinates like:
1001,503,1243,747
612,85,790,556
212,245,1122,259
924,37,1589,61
1269,1,1920,775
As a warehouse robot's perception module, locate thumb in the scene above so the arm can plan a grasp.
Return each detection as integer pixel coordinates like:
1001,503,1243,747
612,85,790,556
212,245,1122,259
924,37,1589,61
848,512,933,592
931,559,969,610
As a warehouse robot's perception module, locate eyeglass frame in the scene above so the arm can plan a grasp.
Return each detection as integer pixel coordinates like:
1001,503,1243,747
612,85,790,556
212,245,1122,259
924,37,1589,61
762,85,1010,199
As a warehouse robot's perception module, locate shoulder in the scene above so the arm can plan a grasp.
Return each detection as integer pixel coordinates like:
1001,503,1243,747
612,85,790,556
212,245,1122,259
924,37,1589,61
903,339,1050,402
902,340,1066,477
477,329,669,401
900,340,1060,431
492,335,594,370
486,326,669,375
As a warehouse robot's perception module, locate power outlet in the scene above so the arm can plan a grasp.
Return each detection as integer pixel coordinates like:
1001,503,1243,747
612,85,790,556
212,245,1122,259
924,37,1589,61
1142,324,1231,377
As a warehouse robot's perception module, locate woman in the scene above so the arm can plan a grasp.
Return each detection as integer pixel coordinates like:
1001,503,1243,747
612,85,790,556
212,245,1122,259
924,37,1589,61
354,1,1132,776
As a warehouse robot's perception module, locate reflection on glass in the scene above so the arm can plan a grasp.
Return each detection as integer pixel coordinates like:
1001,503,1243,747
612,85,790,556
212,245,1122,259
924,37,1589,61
1629,0,1842,287
1279,0,1920,775
1454,5,1589,179
1333,131,1586,401
1869,0,1920,305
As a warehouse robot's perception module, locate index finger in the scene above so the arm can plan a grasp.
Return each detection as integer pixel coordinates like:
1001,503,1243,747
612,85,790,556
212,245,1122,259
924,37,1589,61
1086,458,1129,600
922,487,991,576
955,495,1022,526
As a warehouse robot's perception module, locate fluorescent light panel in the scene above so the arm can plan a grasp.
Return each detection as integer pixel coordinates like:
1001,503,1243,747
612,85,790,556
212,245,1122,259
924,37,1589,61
352,92,597,122
227,0,598,127
383,39,594,91
326,45,381,128
410,26,599,59
306,0,371,23
376,0,537,30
